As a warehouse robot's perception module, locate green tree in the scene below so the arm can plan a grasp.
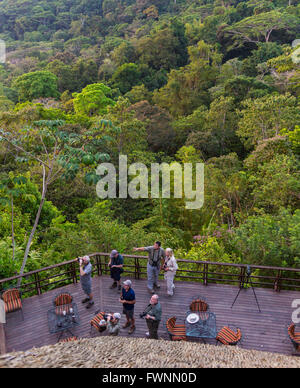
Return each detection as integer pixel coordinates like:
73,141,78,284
281,125,300,155
0,95,14,112
203,154,248,227
49,201,160,259
223,75,273,103
186,96,243,158
125,84,153,104
232,209,300,267
137,21,188,71
12,71,60,102
244,135,292,171
248,154,300,213
153,41,222,118
237,93,300,149
128,100,176,153
98,97,148,157
0,119,110,283
241,42,283,77
0,174,27,261
72,58,99,91
72,83,115,116
110,63,141,94
46,60,76,93
111,41,137,67
222,10,299,48
153,44,218,117
173,105,208,150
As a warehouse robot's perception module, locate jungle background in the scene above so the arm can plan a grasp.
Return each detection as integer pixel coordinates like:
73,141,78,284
0,0,299,281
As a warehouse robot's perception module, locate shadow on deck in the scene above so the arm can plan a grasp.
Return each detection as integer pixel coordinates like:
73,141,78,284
3,275,299,355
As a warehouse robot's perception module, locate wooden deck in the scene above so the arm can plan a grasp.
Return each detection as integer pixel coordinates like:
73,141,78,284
3,275,300,356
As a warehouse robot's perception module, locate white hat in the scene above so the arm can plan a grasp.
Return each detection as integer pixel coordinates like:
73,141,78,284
113,313,121,320
123,279,132,287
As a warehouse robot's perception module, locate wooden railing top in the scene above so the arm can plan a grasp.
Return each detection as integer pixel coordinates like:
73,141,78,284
0,252,299,286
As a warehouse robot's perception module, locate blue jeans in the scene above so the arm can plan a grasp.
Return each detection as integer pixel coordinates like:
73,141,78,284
147,263,160,291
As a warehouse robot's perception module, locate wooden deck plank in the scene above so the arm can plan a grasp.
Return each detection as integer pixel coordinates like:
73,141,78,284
0,324,5,354
3,275,299,356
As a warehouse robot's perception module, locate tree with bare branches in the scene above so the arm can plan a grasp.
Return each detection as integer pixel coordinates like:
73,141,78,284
0,119,110,285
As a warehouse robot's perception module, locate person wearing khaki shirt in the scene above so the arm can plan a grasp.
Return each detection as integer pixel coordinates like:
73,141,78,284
133,241,165,294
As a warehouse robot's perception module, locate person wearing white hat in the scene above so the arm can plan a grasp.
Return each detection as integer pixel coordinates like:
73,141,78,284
106,312,121,336
79,255,94,309
163,248,178,296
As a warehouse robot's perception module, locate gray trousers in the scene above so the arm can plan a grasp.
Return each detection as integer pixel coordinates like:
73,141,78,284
165,271,176,295
147,263,160,290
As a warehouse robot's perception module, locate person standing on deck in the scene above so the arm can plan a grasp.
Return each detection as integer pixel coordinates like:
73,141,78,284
133,241,165,294
79,255,94,309
108,249,124,291
119,279,136,334
163,248,178,296
143,294,162,339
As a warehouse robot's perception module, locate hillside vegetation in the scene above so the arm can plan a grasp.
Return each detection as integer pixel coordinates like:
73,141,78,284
0,0,299,280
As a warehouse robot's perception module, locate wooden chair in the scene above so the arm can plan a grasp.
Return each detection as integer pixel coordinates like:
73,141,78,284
288,323,300,353
216,326,242,346
1,288,24,321
59,336,78,343
53,292,73,306
53,292,73,316
90,311,107,335
166,316,187,341
189,299,209,312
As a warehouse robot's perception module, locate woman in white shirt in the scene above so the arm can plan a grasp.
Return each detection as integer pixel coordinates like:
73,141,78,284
163,248,178,296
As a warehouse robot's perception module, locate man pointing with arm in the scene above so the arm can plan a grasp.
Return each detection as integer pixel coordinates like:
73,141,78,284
133,241,165,294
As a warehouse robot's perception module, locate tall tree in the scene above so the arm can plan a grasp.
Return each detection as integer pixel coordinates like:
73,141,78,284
221,10,299,48
237,93,300,149
72,83,115,116
0,119,110,284
12,71,60,102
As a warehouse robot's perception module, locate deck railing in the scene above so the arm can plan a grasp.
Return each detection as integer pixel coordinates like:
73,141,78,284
1,253,300,297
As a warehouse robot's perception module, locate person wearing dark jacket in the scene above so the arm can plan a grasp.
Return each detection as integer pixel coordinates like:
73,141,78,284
108,250,124,291
119,279,136,334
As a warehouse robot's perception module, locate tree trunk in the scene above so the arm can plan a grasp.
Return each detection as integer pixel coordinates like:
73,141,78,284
17,166,48,287
11,196,15,261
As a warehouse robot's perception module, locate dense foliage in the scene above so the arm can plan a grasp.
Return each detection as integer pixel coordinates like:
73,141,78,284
0,0,299,280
